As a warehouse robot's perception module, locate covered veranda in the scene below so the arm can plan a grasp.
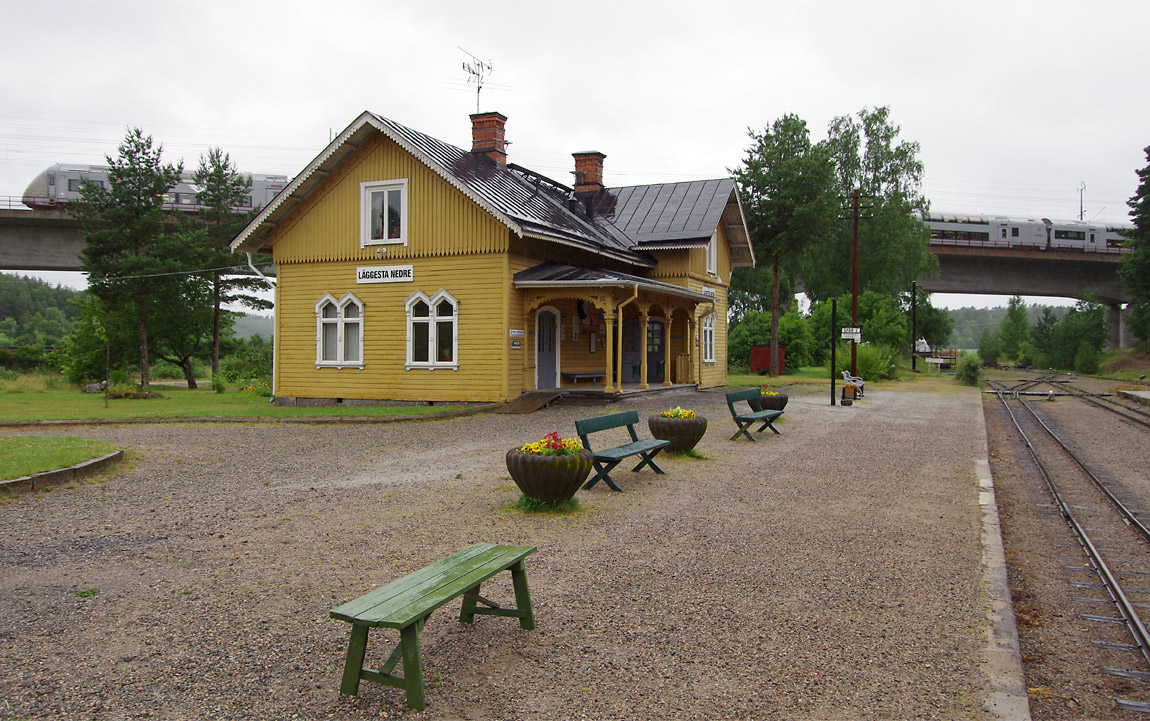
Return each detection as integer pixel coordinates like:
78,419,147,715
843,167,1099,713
514,263,715,395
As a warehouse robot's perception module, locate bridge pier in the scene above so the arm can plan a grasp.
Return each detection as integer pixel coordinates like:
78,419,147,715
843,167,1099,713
1110,304,1138,350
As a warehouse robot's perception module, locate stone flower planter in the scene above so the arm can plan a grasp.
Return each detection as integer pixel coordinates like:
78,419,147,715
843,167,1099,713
750,393,788,412
505,449,593,503
647,415,708,453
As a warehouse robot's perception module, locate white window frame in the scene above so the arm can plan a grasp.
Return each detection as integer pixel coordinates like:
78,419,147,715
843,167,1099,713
405,289,458,371
702,312,716,364
360,179,409,248
315,292,364,369
706,229,718,275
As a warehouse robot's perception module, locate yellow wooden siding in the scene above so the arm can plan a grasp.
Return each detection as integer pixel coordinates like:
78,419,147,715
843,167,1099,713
275,254,511,402
270,134,507,264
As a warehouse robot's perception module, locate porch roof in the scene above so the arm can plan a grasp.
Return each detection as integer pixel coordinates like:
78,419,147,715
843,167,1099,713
512,262,715,303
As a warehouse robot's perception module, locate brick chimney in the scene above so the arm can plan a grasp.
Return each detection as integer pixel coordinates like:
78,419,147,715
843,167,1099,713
572,151,606,193
470,111,507,165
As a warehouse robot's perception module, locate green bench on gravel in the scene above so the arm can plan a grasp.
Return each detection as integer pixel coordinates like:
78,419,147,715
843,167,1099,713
725,388,784,441
575,409,670,492
330,543,536,710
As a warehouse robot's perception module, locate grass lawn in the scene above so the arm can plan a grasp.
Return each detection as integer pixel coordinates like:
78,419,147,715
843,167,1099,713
0,436,118,480
0,387,471,423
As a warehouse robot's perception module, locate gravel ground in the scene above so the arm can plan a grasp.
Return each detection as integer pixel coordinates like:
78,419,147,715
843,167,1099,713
1,381,997,720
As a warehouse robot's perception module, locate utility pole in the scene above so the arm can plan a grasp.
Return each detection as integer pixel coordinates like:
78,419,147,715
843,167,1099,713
831,296,838,406
911,280,917,372
1079,181,1086,221
851,188,860,377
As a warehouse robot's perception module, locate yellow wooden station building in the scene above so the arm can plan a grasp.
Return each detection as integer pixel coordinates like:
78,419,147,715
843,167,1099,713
230,111,754,405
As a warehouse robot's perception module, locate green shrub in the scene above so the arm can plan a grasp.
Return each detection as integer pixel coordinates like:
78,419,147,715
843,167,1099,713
1074,341,1100,374
106,384,165,400
828,343,899,380
220,345,272,383
212,374,227,393
955,352,982,385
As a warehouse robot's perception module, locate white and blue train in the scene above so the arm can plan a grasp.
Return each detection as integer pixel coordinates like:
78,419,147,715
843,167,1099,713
922,211,1130,253
22,164,290,212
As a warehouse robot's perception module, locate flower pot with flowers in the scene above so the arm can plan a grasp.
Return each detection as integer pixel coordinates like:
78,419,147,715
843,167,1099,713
647,407,708,453
505,432,593,503
750,386,788,412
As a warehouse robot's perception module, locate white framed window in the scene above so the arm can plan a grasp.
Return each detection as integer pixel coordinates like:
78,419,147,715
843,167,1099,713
361,179,408,247
702,312,716,364
706,229,718,275
315,292,364,369
406,289,458,370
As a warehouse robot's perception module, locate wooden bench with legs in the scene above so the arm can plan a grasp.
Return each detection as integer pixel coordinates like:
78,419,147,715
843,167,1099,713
561,371,606,387
330,543,536,710
575,410,670,492
725,388,784,441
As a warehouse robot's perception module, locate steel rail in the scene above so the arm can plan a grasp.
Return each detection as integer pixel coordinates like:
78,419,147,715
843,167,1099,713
989,383,1150,669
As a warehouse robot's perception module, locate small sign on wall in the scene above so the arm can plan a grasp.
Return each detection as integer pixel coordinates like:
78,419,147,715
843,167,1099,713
572,320,580,341
510,329,525,338
356,265,414,283
511,340,522,350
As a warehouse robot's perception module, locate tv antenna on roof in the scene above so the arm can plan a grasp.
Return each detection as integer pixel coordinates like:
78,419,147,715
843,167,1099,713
460,47,492,114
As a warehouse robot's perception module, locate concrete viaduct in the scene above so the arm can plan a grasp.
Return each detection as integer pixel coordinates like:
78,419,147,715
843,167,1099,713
0,208,1137,347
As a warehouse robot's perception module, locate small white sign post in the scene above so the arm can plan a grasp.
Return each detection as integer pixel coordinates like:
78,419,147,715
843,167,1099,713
925,357,945,375
840,326,861,342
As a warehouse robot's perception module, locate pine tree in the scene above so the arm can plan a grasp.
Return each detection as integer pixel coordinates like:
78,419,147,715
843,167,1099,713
1119,146,1150,342
189,148,272,377
73,129,182,391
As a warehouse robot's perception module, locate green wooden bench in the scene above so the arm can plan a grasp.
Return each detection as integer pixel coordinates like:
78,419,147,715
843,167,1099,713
330,543,536,710
725,388,784,441
575,409,670,492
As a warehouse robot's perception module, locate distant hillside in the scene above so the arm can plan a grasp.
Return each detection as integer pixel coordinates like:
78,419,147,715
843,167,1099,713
232,313,274,341
947,304,1068,349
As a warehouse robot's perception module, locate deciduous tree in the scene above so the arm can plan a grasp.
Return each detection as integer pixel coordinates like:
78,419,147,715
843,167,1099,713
800,106,938,302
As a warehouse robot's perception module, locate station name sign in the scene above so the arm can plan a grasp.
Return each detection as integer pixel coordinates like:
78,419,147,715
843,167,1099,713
356,265,414,284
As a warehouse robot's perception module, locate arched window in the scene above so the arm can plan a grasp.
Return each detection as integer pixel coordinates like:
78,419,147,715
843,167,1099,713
315,292,363,369
406,289,458,370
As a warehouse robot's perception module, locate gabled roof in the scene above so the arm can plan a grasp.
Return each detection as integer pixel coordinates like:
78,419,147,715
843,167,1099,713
589,179,754,266
230,111,753,268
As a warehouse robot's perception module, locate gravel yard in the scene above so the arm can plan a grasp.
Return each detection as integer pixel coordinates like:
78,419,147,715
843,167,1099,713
1,382,1000,720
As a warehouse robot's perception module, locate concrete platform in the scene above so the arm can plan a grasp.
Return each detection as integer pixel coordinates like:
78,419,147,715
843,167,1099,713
1119,389,1150,406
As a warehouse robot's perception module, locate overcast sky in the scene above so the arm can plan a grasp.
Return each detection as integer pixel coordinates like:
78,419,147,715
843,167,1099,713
2,0,1146,310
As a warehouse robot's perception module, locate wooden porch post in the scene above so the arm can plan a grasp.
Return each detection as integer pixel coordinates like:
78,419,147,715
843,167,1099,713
639,310,650,390
602,311,615,394
662,307,672,387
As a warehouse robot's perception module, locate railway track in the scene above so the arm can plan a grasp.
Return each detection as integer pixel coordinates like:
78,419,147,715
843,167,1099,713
987,378,1150,713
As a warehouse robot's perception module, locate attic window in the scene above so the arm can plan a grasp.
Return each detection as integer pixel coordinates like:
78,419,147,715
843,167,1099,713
361,179,408,247
706,230,718,275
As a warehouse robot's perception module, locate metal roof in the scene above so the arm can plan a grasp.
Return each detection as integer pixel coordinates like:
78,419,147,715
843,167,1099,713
513,262,716,303
231,111,753,268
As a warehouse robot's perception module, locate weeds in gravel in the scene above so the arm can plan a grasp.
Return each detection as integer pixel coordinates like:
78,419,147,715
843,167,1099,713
666,447,707,460
510,494,582,514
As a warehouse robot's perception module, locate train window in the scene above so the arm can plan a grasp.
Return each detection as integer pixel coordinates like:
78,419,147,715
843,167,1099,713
1011,227,1019,237
1089,233,1095,243
68,179,82,192
1001,229,1007,239
1054,230,1086,241
48,173,55,187
239,196,252,207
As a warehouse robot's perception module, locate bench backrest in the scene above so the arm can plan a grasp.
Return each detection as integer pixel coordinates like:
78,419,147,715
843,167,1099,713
575,410,641,450
842,370,862,384
725,387,761,416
